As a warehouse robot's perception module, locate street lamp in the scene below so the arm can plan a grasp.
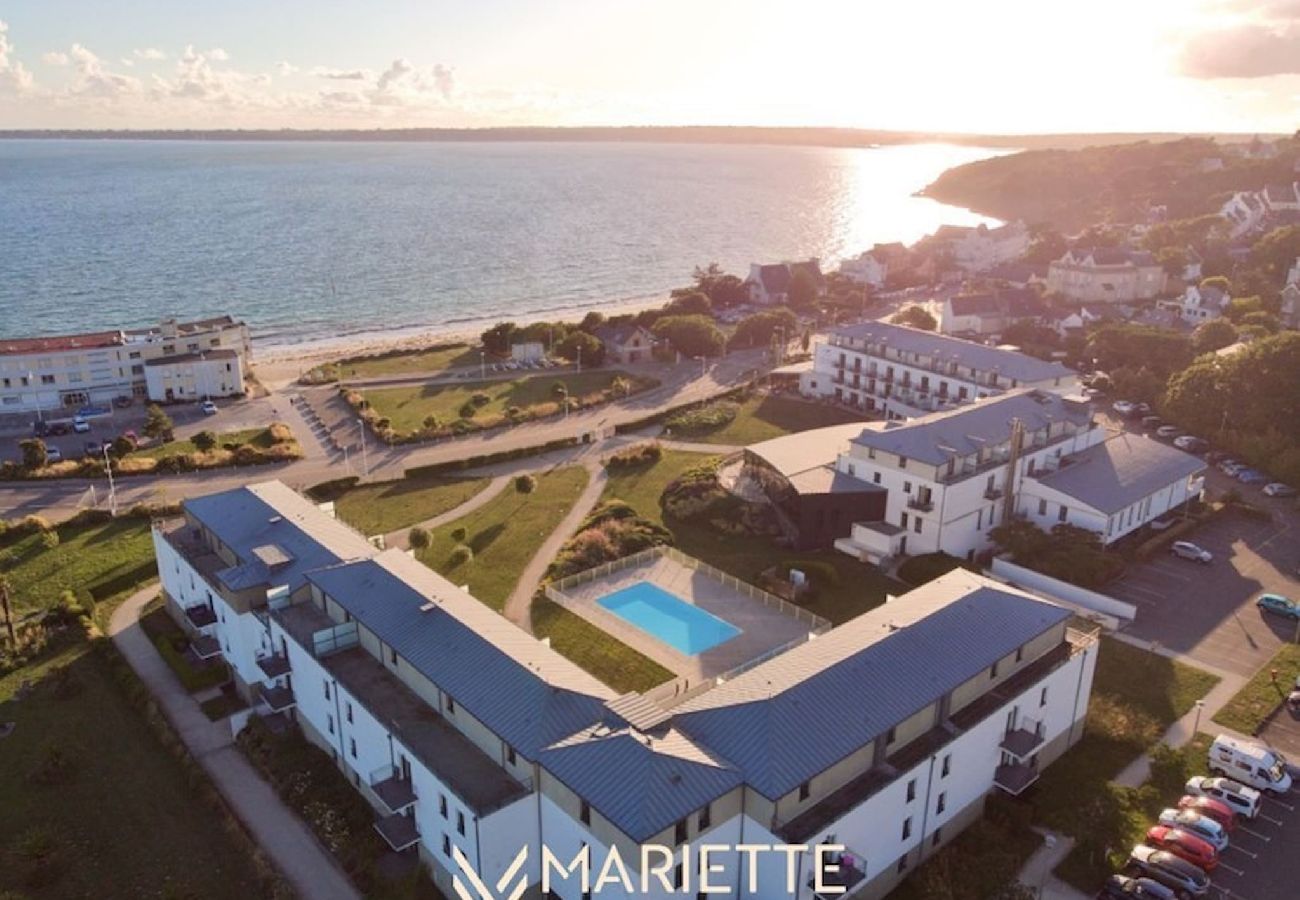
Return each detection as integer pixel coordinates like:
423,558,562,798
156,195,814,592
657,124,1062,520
1192,699,1205,736
357,419,369,477
695,355,707,378
479,350,486,380
101,443,117,517
576,344,582,374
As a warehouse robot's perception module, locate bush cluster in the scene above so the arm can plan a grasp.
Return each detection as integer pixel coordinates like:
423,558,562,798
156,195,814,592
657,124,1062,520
604,442,663,470
545,501,674,582
663,401,739,436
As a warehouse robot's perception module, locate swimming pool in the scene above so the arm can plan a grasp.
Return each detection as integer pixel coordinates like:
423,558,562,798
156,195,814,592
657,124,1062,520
597,582,740,655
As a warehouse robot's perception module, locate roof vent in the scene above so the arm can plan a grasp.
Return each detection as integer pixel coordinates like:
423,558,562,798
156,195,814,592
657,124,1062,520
268,516,283,524
419,601,436,613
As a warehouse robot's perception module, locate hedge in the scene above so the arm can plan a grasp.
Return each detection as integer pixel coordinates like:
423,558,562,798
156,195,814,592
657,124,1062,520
305,476,361,503
897,552,974,586
404,437,580,478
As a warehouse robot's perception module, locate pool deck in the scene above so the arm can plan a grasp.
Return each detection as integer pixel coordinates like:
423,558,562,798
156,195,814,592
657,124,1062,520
554,555,816,682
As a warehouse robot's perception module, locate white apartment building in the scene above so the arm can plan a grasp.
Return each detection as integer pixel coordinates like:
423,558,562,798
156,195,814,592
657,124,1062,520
0,315,251,414
153,480,1100,900
1165,284,1231,324
930,221,1029,273
144,349,246,401
829,390,1206,564
1045,248,1167,303
838,251,889,288
799,320,1078,421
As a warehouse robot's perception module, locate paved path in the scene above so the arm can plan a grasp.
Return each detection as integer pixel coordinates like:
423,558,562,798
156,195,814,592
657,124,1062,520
383,473,512,550
502,460,608,630
108,587,361,900
1017,830,1087,899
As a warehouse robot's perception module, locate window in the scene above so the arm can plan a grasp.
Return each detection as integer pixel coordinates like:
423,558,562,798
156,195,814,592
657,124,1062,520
903,481,912,494
900,512,909,530
324,682,331,701
349,738,357,758
442,834,451,857
913,517,921,534
847,463,855,477
898,456,908,469
901,817,912,840
673,865,684,890
897,855,908,874
506,746,517,766
674,818,688,844
346,702,353,724
327,714,334,735
698,803,711,831
440,795,448,818
1058,504,1068,523
932,828,943,847
873,472,882,485
447,696,456,715
936,792,946,814
457,812,466,836
1040,687,1048,708
798,781,811,801
906,779,916,802
941,754,951,778
990,662,999,680
388,646,398,665
1038,498,1047,516
580,800,591,825
1015,646,1024,664
976,508,983,531
40,374,55,384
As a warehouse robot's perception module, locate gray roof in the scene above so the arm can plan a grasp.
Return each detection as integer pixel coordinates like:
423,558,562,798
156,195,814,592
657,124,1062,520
539,726,742,842
144,348,240,366
672,570,1071,800
831,320,1074,383
306,549,614,759
746,422,871,478
849,389,1093,466
1032,434,1206,514
184,482,378,594
787,465,885,496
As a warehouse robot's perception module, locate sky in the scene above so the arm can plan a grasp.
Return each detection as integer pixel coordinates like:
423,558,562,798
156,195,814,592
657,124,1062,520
0,0,1297,134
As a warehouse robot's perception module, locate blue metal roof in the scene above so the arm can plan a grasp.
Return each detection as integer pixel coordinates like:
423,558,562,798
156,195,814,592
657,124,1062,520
831,320,1074,384
672,575,1071,800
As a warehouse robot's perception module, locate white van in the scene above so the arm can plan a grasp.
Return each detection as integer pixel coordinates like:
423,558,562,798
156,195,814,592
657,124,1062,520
1208,734,1292,795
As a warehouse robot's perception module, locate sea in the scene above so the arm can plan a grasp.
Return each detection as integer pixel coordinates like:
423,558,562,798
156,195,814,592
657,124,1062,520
0,139,1006,352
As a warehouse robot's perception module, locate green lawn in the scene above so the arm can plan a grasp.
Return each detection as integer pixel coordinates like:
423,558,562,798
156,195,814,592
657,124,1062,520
332,472,492,536
0,640,269,899
664,393,865,445
0,518,155,615
363,370,654,434
416,466,590,610
128,426,273,461
138,599,230,693
600,449,905,624
1212,642,1300,734
339,343,481,378
532,598,674,693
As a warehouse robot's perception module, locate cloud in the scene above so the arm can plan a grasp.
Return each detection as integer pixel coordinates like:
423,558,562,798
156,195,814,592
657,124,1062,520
207,47,229,62
0,19,35,91
68,42,142,97
42,50,69,66
134,47,166,61
313,66,368,80
275,60,297,76
1180,23,1300,78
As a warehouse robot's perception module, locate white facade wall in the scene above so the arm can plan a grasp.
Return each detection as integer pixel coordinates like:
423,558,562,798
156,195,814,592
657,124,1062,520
1019,470,1204,544
145,354,246,401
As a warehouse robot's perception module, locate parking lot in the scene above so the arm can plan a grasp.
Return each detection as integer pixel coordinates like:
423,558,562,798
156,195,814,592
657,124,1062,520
1197,779,1300,900
1117,494,1299,678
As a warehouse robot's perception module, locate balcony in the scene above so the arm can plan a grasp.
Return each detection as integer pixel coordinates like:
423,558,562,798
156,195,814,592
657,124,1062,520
371,765,418,814
1000,718,1046,761
994,760,1040,796
191,635,223,660
808,852,867,900
983,486,1005,500
184,604,217,628
256,652,291,680
374,812,420,852
260,683,296,713
906,496,934,512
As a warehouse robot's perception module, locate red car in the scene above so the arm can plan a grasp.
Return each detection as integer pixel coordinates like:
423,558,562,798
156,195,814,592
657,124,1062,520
1176,795,1236,831
1145,826,1218,872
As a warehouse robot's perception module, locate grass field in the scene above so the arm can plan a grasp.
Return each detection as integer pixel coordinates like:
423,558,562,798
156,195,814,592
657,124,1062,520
664,393,865,445
600,449,905,624
531,598,674,693
363,370,653,434
416,466,590,610
127,426,272,460
339,343,481,378
332,472,492,536
0,518,155,615
1212,642,1300,734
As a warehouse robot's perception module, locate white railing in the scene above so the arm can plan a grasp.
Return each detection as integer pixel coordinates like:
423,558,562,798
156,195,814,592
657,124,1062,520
312,621,359,657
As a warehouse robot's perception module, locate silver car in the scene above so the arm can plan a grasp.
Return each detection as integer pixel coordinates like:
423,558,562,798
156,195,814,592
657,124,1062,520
1170,541,1212,564
1156,808,1228,852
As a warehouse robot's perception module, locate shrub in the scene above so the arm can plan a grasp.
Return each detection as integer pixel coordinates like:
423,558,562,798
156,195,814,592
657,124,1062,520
192,430,218,452
40,530,60,549
27,741,79,786
515,474,537,494
458,401,478,419
897,552,973,585
408,526,431,549
305,476,360,503
422,415,440,432
450,526,467,542
605,442,664,470
449,544,474,566
470,391,491,407
663,402,738,436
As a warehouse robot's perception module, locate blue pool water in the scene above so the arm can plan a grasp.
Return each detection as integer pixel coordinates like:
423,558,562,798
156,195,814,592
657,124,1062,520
598,582,740,655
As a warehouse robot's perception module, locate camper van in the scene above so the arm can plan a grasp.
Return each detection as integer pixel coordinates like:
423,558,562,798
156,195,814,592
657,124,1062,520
1208,734,1292,795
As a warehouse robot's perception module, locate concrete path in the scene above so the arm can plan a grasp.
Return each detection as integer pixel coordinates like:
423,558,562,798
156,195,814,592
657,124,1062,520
383,473,512,550
1017,830,1087,899
502,461,608,630
108,587,361,900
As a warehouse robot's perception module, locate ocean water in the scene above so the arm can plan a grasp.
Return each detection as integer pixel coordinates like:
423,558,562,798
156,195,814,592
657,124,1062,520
0,140,1004,350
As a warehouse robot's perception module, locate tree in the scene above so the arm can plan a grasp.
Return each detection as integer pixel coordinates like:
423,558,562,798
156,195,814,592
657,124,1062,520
422,414,441,432
1156,245,1188,278
579,311,606,333
786,268,821,310
1190,319,1237,355
192,430,218,452
1240,311,1280,333
408,526,431,549
554,330,605,366
110,435,136,458
890,305,938,331
143,404,174,441
515,474,537,494
609,376,631,398
729,307,797,349
1023,227,1067,265
19,438,48,470
691,264,747,307
1200,274,1232,294
664,290,712,318
480,321,518,357
1085,324,1192,379
801,328,811,352
651,315,726,358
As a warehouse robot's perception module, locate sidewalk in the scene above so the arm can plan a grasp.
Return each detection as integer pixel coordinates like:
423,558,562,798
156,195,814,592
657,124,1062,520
383,473,511,550
1018,830,1087,899
108,587,361,900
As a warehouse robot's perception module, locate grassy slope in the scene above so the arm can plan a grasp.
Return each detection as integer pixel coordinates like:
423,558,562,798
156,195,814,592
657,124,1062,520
1,519,155,615
363,370,650,433
339,343,480,378
531,599,674,694
1212,642,1300,734
672,393,865,445
333,473,492,536
127,427,270,461
416,466,590,610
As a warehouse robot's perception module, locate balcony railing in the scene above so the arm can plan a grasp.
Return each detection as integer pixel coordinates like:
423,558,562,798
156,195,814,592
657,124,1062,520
983,486,1005,500
184,604,217,629
370,764,418,814
191,635,223,660
906,497,934,512
374,813,420,852
256,652,291,680
260,683,296,713
1000,718,1046,761
994,760,1040,796
808,852,867,900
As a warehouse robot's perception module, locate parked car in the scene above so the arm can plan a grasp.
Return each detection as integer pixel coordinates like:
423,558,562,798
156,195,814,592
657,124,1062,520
1262,482,1297,497
1184,776,1261,819
44,446,62,463
1173,435,1208,454
1205,451,1232,466
200,400,218,415
1135,402,1152,415
47,421,69,436
1125,846,1210,898
113,395,133,408
1237,468,1269,484
1148,517,1177,532
1156,809,1228,852
1209,733,1292,794
83,440,103,457
1175,795,1237,831
1096,874,1176,900
1170,541,1213,564
1142,415,1164,429
71,416,91,433
1155,425,1183,441
1113,400,1138,417
1144,826,1218,872
1175,795,1232,827
32,420,49,437
1257,593,1300,621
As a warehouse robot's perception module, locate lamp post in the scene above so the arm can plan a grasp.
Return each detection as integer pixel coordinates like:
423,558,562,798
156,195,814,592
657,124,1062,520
1192,699,1205,736
695,355,707,379
479,350,486,380
576,344,582,374
101,443,117,517
358,419,369,477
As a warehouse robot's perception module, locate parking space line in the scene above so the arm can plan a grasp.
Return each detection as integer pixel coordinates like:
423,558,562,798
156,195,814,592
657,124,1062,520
1256,812,1284,826
1226,844,1257,859
1237,825,1271,841
1216,860,1247,877
1264,796,1294,811
1215,889,1251,900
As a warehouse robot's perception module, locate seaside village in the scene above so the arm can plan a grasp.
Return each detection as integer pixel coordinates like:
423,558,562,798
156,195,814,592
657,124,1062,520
6,134,1300,900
